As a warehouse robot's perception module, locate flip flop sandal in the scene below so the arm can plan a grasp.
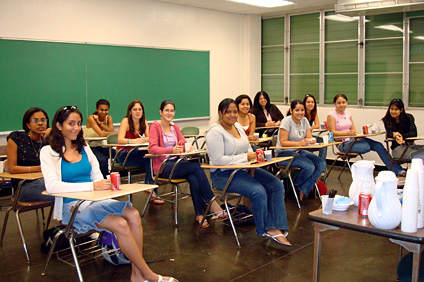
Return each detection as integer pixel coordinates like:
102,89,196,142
262,232,291,247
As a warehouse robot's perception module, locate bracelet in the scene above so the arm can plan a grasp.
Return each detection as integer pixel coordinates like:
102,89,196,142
127,139,130,144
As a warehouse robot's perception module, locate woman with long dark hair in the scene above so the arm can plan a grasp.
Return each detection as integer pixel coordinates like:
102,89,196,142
252,91,284,128
40,105,178,282
303,94,327,161
382,98,423,160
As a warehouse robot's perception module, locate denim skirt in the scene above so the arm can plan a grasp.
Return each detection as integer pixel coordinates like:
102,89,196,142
62,199,132,234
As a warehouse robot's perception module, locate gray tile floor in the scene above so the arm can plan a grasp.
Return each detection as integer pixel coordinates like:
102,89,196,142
0,167,401,282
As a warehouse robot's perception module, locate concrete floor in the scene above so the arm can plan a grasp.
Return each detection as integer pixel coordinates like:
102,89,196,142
0,167,402,282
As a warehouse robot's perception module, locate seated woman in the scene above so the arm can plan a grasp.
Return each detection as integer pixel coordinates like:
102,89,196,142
382,98,424,161
117,100,163,204
149,100,226,228
275,100,326,202
85,99,116,178
252,91,284,135
235,94,258,142
40,105,177,282
303,94,327,161
328,94,405,176
6,107,54,202
206,98,291,246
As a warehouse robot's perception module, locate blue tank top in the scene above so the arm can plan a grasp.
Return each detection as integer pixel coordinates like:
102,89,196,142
61,150,92,203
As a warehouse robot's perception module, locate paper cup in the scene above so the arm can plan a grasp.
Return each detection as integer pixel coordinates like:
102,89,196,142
322,135,329,145
264,150,272,162
254,132,259,139
184,143,191,153
321,195,334,215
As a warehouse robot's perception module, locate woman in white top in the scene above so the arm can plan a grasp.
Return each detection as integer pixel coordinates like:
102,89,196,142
40,105,177,282
235,94,258,141
275,100,326,202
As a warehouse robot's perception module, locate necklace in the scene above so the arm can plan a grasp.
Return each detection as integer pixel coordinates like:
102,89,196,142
29,133,42,158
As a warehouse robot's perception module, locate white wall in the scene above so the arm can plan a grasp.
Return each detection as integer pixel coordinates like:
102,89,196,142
0,0,261,143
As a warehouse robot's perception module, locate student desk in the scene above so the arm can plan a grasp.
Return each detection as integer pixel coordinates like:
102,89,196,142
0,172,43,197
309,206,424,282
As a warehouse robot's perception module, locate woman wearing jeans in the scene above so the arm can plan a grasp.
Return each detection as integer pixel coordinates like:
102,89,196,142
275,100,326,203
327,94,405,176
206,98,291,247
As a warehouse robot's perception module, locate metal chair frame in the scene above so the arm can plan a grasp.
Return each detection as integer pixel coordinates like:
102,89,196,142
0,179,53,263
141,156,190,226
326,139,363,181
384,138,412,170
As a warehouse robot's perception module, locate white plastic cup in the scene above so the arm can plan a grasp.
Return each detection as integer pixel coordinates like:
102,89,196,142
264,150,272,162
321,195,334,215
322,135,329,145
254,132,260,139
184,143,191,153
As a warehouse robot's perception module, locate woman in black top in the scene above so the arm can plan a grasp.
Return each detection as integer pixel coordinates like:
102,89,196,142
252,91,284,128
382,98,423,160
6,107,54,201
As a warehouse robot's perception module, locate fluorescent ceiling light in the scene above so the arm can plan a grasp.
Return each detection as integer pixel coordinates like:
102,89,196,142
375,24,404,33
325,14,359,22
226,0,294,8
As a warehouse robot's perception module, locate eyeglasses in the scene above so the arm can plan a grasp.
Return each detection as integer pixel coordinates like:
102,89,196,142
163,109,175,113
61,105,78,111
30,118,47,123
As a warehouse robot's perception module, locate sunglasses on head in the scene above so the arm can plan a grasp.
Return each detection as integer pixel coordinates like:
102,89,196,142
61,105,78,111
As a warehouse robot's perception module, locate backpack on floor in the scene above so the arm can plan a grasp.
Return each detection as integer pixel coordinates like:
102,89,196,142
220,203,255,226
40,226,69,254
99,230,131,265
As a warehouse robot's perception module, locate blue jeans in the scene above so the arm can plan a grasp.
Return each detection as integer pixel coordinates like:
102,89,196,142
316,136,327,162
211,168,288,236
117,149,153,184
339,138,403,174
276,149,327,195
159,160,214,216
91,147,110,179
18,178,54,202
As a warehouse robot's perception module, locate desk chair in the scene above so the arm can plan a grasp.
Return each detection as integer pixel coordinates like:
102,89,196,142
197,168,250,248
107,133,145,185
141,155,190,226
0,175,53,263
326,140,363,181
384,138,412,170
181,126,205,149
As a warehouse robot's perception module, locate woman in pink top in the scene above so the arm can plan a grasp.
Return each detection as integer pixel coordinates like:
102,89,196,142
149,100,226,228
327,94,404,175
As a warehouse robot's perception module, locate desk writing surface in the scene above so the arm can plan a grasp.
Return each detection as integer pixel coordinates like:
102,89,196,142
104,143,149,147
270,142,342,150
0,172,43,180
201,156,292,169
85,136,107,141
42,183,158,202
255,126,279,130
145,149,207,158
309,206,424,244
337,131,386,139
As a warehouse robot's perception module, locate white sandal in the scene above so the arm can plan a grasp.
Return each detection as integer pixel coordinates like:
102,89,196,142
158,275,179,282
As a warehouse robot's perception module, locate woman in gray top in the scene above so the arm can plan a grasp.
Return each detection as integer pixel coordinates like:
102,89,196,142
206,98,291,247
276,100,326,202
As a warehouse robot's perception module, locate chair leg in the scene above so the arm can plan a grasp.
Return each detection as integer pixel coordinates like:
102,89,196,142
315,183,322,200
196,195,218,235
42,229,65,277
69,235,84,282
325,158,339,183
15,209,30,263
225,199,240,248
45,206,53,231
0,207,12,245
141,190,153,217
288,174,301,209
338,161,349,180
174,185,179,226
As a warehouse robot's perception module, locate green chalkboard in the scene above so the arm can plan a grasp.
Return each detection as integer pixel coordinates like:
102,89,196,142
0,39,210,132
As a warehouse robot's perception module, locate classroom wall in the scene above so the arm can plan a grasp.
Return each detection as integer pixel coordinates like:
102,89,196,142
0,0,261,142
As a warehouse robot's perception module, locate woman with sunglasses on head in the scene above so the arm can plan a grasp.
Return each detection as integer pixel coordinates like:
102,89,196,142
303,94,327,161
117,100,163,204
276,100,326,203
382,98,424,161
252,91,284,132
85,99,116,178
328,94,405,176
6,107,54,202
149,100,227,228
40,106,178,282
206,98,291,246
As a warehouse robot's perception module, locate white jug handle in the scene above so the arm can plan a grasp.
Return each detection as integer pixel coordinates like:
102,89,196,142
375,180,383,217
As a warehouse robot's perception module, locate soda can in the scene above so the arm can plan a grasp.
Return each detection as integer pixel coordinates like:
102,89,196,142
358,193,372,216
255,149,265,163
328,132,334,143
110,172,121,191
324,121,328,129
362,125,368,135
178,140,185,153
